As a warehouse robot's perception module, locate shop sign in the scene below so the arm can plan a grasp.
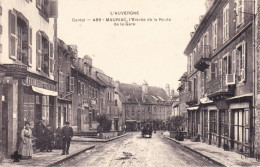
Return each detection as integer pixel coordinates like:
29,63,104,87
22,76,56,91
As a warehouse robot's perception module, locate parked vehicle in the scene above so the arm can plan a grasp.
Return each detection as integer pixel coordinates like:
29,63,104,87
141,124,153,138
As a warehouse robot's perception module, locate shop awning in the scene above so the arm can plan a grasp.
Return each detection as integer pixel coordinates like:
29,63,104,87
126,120,137,122
32,86,58,96
199,97,213,104
227,93,253,100
187,106,199,111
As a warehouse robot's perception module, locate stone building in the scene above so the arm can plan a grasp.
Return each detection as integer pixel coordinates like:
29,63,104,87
116,81,171,131
183,0,255,155
0,0,58,156
56,39,77,128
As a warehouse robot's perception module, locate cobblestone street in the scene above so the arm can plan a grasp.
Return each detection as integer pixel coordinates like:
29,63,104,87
61,132,219,167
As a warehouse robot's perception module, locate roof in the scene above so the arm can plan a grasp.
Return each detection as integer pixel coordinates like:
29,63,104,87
118,83,170,105
178,72,188,81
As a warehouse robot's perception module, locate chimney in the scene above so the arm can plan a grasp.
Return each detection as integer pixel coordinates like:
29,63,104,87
115,80,120,92
171,89,175,99
142,80,148,95
142,81,148,102
205,0,214,11
165,84,170,97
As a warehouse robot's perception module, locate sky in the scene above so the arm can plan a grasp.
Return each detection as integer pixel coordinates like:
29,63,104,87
58,0,206,91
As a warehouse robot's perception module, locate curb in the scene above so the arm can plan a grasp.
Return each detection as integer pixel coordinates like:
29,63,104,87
72,133,129,143
47,145,95,167
164,136,226,167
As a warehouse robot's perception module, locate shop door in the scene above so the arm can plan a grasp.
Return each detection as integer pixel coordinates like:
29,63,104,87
77,108,81,131
114,119,119,131
58,106,61,126
2,101,8,156
63,106,67,125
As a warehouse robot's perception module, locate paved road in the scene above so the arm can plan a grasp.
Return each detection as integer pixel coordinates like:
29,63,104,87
62,132,219,167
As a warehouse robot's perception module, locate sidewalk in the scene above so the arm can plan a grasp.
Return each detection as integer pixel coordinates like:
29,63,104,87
72,133,129,142
0,142,95,167
0,133,129,167
162,132,260,166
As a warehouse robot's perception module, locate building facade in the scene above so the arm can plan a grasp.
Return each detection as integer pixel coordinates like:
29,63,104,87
0,0,57,156
183,0,255,155
117,81,171,131
56,39,77,128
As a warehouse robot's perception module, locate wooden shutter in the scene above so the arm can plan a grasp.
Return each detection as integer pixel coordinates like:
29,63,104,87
9,10,17,59
28,27,32,65
226,5,229,39
49,42,54,74
219,59,222,76
70,77,74,92
36,0,42,9
241,41,246,81
36,32,42,70
223,8,226,41
232,50,236,75
211,62,216,79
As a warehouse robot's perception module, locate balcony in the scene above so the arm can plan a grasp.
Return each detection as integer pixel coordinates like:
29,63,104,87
177,83,184,91
183,91,197,106
194,45,211,72
206,74,235,100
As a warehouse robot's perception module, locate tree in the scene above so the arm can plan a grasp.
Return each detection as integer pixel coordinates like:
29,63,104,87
96,114,112,132
168,115,186,141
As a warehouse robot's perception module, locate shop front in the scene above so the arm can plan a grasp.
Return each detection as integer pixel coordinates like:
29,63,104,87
1,64,57,155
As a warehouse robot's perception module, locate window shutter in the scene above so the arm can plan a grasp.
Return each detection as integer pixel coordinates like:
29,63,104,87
9,10,17,59
49,42,54,74
219,59,222,76
28,27,32,65
226,6,229,39
223,9,226,41
232,50,236,75
241,41,246,81
36,0,42,9
70,77,74,92
211,62,216,79
36,32,42,70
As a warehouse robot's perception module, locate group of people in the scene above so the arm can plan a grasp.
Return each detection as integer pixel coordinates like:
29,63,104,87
18,120,74,160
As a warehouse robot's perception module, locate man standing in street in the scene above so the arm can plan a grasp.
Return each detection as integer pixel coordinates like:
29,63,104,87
61,122,73,155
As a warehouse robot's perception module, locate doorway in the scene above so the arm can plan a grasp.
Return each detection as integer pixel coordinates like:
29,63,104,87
2,98,8,156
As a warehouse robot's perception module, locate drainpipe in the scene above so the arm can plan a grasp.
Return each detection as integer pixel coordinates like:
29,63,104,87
253,0,257,156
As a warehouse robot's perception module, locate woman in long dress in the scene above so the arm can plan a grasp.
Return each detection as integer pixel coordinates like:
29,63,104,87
19,122,33,159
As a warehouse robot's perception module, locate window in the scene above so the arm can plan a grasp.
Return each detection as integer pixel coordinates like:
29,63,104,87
210,110,217,134
223,3,229,42
236,41,246,82
211,61,217,80
36,0,48,19
77,80,81,95
236,0,244,26
59,72,63,93
69,77,74,92
212,19,218,50
9,10,32,65
66,75,70,92
81,82,85,95
233,109,247,143
36,31,51,74
220,110,229,136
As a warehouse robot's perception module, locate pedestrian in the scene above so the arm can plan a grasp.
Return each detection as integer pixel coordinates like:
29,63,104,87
18,122,33,159
54,123,63,149
45,125,54,152
61,121,73,155
35,119,46,152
